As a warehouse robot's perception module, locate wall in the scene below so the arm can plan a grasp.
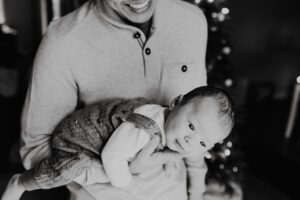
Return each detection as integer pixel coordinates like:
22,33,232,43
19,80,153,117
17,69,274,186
4,0,40,55
229,0,300,99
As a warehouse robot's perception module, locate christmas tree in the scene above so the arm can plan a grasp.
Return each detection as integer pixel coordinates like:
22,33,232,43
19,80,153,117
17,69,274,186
184,0,244,198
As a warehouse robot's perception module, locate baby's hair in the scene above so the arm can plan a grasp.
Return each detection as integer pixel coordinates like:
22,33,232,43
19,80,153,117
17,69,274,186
180,86,235,134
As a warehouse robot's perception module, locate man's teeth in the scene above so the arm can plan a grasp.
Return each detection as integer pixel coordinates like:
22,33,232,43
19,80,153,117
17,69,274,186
128,0,150,9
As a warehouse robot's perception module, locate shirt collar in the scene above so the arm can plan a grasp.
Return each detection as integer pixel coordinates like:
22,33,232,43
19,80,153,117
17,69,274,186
93,0,163,35
159,108,167,146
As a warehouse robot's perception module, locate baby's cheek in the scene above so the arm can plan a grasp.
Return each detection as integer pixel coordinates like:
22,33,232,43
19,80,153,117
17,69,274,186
166,139,176,151
190,146,206,157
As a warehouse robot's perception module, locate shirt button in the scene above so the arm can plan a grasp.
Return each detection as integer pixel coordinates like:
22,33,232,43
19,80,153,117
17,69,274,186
133,32,141,38
145,48,151,55
181,65,188,72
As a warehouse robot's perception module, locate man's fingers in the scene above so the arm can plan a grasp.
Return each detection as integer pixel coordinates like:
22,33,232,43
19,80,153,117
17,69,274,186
151,150,181,164
163,161,178,177
139,135,160,156
203,193,227,200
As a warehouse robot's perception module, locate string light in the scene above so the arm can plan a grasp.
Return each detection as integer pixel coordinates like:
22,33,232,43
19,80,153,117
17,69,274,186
212,12,218,18
225,78,233,87
207,64,214,71
207,0,214,3
205,152,212,159
219,164,225,169
222,46,231,55
224,149,231,156
210,26,218,32
226,141,233,148
195,0,202,4
233,166,238,173
221,7,230,15
218,13,225,22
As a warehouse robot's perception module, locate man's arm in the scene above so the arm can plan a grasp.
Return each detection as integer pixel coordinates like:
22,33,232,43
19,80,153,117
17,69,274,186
129,135,181,175
184,155,208,200
71,134,181,186
20,24,77,169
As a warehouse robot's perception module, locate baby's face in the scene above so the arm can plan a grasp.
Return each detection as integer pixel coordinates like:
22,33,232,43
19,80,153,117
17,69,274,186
165,98,228,157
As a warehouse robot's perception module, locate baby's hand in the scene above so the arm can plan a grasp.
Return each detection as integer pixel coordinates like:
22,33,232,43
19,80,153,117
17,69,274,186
163,160,180,178
129,136,181,175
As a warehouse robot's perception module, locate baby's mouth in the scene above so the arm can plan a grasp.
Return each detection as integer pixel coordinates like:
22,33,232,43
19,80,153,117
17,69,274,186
175,139,185,153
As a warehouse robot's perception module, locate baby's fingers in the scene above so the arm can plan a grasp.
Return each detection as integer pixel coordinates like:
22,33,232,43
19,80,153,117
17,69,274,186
140,135,160,157
151,150,181,164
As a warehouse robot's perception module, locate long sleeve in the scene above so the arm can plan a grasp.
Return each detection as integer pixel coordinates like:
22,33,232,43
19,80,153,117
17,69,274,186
184,155,208,200
101,121,150,187
20,24,78,169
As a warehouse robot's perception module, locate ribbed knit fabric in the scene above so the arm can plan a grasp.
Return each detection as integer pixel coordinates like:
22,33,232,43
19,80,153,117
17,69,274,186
21,98,158,190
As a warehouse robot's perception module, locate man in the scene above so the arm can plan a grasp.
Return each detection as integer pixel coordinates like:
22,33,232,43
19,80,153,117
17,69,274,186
20,0,208,199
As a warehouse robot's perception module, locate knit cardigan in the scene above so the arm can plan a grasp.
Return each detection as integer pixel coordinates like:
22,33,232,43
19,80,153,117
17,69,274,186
20,97,162,190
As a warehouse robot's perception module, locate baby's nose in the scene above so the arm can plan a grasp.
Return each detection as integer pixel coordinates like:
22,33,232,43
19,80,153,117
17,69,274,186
184,136,190,144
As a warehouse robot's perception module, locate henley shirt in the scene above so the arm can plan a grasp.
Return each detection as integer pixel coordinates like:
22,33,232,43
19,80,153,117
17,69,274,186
20,0,208,199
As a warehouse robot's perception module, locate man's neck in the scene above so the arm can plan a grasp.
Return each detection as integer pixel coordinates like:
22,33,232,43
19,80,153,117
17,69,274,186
136,20,152,38
98,0,153,38
126,19,152,39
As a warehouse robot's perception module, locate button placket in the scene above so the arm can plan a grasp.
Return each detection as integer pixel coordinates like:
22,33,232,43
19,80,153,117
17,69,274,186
131,30,153,77
133,31,145,49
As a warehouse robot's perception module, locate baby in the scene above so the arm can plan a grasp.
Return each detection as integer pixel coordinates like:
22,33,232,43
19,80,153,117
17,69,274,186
1,86,235,200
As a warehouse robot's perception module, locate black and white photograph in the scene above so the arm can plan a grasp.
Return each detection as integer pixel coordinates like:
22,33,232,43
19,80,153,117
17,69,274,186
0,0,299,200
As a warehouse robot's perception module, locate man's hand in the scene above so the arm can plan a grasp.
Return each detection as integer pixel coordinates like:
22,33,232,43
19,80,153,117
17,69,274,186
203,182,243,200
129,135,181,175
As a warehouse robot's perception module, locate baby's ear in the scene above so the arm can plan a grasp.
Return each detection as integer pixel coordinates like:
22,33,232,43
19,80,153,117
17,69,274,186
170,94,183,108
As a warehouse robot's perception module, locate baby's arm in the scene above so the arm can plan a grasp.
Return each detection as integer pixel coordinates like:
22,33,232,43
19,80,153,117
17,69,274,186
184,155,208,200
101,121,149,192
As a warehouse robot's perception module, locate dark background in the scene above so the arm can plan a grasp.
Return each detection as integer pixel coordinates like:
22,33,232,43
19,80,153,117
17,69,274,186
1,0,300,199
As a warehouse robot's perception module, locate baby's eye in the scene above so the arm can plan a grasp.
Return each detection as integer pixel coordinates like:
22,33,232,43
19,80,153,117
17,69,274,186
188,123,194,131
200,141,206,147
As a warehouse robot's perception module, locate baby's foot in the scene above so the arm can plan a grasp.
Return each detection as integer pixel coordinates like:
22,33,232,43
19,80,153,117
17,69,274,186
1,174,25,200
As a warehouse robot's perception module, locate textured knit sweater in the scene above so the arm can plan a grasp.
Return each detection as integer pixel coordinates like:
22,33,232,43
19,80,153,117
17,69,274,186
101,104,167,188
18,97,164,191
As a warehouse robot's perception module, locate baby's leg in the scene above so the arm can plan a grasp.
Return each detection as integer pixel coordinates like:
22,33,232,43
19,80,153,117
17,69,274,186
27,149,91,189
1,150,99,200
20,148,107,190
1,174,25,200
